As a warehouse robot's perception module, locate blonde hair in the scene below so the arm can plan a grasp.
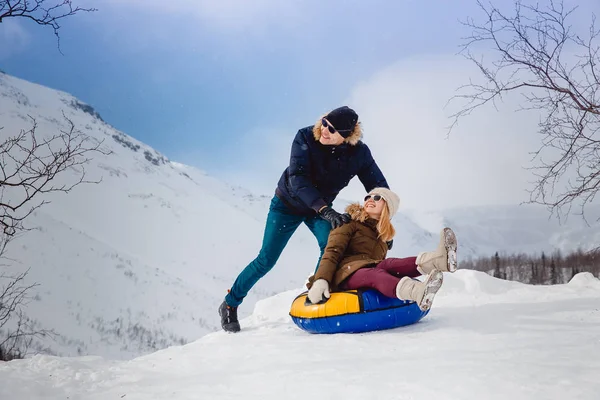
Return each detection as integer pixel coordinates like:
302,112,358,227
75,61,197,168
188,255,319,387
346,202,396,242
376,205,396,242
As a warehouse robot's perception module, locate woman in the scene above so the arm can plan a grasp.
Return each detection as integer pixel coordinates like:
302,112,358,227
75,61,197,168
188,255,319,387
306,187,458,311
219,106,390,332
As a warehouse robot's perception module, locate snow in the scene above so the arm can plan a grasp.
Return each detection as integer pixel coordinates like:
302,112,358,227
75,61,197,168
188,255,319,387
0,270,599,399
1,71,600,398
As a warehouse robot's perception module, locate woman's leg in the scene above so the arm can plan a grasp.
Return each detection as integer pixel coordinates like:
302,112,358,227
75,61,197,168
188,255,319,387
374,257,421,278
416,227,458,273
342,267,400,298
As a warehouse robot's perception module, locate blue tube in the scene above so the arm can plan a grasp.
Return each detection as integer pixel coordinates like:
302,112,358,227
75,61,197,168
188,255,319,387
290,289,429,334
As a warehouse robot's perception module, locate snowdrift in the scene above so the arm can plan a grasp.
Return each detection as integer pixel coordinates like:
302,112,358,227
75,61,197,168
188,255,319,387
1,270,599,400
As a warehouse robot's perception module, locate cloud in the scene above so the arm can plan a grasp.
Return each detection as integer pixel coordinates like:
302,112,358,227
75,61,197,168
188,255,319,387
0,20,31,59
340,54,545,211
107,0,299,31
221,53,552,212
189,124,294,197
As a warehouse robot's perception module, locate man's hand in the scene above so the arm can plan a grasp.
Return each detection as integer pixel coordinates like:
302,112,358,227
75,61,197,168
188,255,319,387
319,206,351,229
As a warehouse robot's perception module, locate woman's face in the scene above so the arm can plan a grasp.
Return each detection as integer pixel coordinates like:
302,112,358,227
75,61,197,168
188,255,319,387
364,194,386,219
319,118,345,146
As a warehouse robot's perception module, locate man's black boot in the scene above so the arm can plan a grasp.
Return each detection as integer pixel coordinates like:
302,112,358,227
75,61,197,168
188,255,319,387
218,301,241,332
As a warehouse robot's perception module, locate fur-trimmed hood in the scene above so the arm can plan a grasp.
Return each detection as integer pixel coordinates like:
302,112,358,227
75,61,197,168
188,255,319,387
312,117,363,146
344,203,379,229
345,203,365,221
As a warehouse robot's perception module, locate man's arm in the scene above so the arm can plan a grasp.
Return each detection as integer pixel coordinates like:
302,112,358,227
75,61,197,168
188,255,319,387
357,144,389,192
287,130,328,212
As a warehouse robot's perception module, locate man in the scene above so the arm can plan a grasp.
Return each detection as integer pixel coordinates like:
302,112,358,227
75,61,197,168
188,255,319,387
219,106,390,332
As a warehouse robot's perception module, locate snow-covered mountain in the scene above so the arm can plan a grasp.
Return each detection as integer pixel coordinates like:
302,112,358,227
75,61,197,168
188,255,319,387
0,71,322,359
405,204,600,259
0,71,599,360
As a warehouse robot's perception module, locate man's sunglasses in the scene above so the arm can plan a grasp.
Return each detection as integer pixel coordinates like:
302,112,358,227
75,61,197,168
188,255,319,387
364,194,383,202
322,118,352,135
321,118,337,134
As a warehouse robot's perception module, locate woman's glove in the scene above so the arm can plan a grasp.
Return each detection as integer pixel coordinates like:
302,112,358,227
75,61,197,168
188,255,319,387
307,279,331,304
318,206,351,229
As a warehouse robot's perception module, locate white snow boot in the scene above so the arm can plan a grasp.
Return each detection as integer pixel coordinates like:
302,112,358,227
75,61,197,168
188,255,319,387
396,270,444,311
416,227,458,274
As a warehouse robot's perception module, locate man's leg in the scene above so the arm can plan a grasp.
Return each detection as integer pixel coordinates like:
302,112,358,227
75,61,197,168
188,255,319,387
304,215,332,273
225,196,303,307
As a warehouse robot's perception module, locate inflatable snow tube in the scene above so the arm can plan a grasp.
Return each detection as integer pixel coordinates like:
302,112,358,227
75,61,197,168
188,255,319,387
289,289,429,334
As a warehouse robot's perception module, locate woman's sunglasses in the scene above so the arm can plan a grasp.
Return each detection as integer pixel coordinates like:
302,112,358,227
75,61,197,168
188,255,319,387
364,194,383,202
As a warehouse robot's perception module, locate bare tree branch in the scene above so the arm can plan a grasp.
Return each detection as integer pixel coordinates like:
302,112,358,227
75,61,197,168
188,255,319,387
0,269,52,361
449,0,600,224
0,0,97,53
0,114,110,239
0,115,109,359
0,0,101,359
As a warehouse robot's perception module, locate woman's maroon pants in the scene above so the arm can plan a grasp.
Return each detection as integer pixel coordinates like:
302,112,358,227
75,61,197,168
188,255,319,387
339,257,420,298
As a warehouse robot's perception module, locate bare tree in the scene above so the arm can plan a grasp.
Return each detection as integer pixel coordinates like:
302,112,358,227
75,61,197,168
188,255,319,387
0,270,39,361
0,0,100,361
466,247,599,284
450,0,600,223
0,116,109,359
0,115,106,241
0,0,96,52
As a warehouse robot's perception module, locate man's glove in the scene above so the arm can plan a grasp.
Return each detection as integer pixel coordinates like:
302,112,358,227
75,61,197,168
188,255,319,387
319,206,351,229
307,279,331,304
386,239,394,250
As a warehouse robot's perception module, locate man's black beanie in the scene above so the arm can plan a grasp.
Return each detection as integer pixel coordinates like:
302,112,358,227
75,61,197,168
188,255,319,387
325,106,358,138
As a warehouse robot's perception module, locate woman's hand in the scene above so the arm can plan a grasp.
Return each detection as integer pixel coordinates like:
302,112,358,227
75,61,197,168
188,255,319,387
307,279,331,304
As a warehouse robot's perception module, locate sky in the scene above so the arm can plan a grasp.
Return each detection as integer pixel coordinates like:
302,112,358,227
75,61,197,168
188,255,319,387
1,0,598,211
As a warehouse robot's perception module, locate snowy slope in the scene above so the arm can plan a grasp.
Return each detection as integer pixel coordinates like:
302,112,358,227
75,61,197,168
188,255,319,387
1,71,599,360
0,270,598,400
0,72,325,359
